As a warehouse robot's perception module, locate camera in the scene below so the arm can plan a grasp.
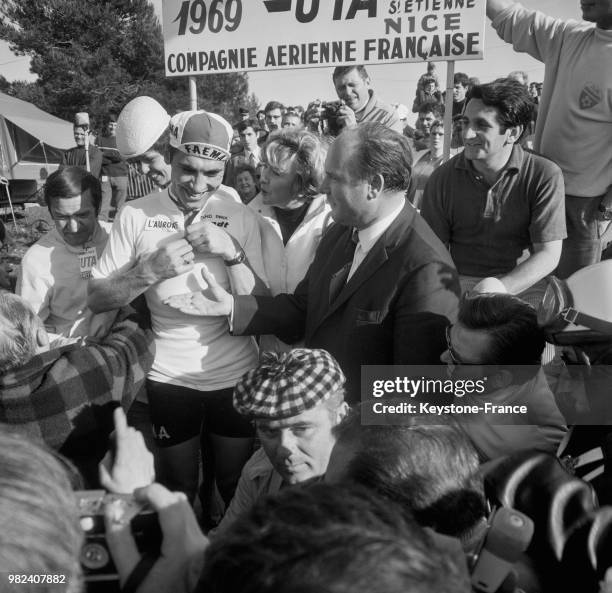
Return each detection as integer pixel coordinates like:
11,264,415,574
322,100,345,136
76,490,162,585
304,99,346,136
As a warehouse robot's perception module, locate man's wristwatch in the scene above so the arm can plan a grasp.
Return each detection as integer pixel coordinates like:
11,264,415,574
598,203,612,221
224,248,246,266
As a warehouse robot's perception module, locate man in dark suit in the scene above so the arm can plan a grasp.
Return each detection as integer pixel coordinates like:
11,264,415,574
165,122,460,402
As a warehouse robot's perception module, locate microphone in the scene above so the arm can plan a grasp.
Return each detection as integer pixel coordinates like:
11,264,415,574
471,507,534,592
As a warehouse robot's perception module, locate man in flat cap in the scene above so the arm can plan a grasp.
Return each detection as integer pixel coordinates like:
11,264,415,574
88,109,267,507
212,348,349,535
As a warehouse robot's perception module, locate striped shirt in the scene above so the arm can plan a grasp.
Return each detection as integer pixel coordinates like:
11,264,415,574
354,90,403,133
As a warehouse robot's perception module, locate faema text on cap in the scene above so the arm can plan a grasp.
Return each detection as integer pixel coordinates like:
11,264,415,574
169,110,233,162
116,96,171,159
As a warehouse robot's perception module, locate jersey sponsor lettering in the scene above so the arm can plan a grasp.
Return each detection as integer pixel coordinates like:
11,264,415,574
78,247,98,279
145,218,180,231
200,212,231,229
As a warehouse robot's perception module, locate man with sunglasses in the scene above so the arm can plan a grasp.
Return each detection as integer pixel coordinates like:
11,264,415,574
442,293,566,461
421,78,566,308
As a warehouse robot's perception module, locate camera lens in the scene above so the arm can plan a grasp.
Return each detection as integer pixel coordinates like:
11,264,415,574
80,542,111,570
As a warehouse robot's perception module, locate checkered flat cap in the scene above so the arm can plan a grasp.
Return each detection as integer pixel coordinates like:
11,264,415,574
233,349,346,419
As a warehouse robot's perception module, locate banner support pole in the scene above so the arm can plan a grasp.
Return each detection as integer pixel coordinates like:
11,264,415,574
443,60,455,163
189,77,198,110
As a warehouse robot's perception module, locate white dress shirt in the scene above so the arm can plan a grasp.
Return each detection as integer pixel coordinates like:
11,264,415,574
347,200,406,281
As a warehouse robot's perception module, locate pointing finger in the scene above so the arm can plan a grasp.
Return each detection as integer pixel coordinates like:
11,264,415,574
113,407,128,436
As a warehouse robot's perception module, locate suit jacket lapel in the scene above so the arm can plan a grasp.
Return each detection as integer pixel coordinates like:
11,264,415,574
319,201,416,324
328,262,352,305
327,243,389,315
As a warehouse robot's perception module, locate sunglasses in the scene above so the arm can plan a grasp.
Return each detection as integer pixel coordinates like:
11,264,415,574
445,325,462,365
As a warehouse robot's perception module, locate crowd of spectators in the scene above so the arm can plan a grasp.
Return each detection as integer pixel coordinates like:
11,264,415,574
0,0,611,592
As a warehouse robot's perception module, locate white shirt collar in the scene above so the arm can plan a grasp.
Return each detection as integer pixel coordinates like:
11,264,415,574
356,199,405,255
245,146,261,160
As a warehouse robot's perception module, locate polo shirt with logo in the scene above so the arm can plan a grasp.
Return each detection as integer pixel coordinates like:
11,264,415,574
421,145,566,277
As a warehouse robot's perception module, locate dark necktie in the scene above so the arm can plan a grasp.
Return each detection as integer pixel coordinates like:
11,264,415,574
329,229,359,303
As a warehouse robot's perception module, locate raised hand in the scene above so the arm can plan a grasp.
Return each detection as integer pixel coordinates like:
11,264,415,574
337,101,357,129
163,264,233,317
104,483,208,593
99,407,155,494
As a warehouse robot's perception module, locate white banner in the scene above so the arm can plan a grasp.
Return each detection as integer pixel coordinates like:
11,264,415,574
162,0,486,77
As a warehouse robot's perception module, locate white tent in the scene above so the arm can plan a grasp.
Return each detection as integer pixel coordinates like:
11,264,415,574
0,91,73,202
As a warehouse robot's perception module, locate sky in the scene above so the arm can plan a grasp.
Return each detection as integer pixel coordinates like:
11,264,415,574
0,0,581,120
